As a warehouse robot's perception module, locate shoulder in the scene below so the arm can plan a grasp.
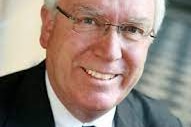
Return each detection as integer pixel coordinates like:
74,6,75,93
117,89,183,127
0,67,25,126
0,60,45,99
0,61,46,126
0,61,45,90
0,60,55,127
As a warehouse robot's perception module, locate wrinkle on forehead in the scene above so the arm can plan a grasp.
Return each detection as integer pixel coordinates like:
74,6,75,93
60,0,121,17
70,4,105,16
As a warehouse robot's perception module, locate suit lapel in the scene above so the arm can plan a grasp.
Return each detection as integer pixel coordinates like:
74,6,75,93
114,91,144,127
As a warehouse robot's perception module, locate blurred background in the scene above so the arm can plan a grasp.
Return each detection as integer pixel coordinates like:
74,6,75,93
0,0,190,126
0,0,45,75
136,0,191,127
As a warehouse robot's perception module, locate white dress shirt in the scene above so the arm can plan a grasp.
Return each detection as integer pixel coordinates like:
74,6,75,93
45,71,116,127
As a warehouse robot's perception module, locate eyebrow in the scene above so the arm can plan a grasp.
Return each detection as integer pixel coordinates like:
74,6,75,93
125,17,153,29
128,17,151,24
70,4,153,29
71,4,104,16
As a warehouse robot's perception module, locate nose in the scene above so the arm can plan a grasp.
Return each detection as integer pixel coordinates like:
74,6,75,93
92,30,122,61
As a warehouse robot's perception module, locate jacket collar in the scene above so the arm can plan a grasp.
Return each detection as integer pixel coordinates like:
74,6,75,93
114,92,144,127
4,61,55,127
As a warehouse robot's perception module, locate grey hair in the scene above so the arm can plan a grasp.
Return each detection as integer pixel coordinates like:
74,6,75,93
154,0,166,33
44,0,58,10
44,0,166,34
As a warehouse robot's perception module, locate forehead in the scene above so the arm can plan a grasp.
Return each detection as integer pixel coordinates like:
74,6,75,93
59,0,154,21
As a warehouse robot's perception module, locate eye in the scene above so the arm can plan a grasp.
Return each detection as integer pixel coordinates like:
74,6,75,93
120,25,144,35
81,17,96,25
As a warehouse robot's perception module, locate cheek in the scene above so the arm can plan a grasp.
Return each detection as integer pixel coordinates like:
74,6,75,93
126,43,150,68
121,44,150,91
48,30,82,58
63,31,94,56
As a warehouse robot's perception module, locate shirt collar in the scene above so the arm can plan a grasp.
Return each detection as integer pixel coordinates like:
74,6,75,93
45,71,116,127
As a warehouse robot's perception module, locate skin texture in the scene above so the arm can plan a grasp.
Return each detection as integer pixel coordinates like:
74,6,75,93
40,0,155,122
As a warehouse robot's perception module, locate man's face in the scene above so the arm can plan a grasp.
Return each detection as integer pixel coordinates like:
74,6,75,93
40,0,154,116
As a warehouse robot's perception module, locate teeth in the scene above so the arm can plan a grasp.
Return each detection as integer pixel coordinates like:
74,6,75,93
85,68,115,80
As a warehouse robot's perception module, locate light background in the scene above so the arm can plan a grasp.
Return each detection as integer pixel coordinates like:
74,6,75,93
0,0,45,75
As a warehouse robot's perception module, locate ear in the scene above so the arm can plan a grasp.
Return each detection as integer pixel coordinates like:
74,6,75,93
40,5,54,49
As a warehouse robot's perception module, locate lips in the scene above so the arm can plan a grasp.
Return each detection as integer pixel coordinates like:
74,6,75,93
83,68,117,80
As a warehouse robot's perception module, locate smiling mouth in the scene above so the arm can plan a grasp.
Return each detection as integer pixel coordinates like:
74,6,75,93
83,68,117,80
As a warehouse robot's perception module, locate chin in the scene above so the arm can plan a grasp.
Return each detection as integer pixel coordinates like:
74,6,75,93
79,93,118,112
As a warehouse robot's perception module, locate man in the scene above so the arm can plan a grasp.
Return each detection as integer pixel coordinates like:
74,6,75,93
0,0,182,127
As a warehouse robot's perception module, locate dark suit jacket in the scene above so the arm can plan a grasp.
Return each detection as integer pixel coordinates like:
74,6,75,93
0,61,182,127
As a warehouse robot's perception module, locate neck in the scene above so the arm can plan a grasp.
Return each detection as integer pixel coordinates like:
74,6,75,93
65,105,110,123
